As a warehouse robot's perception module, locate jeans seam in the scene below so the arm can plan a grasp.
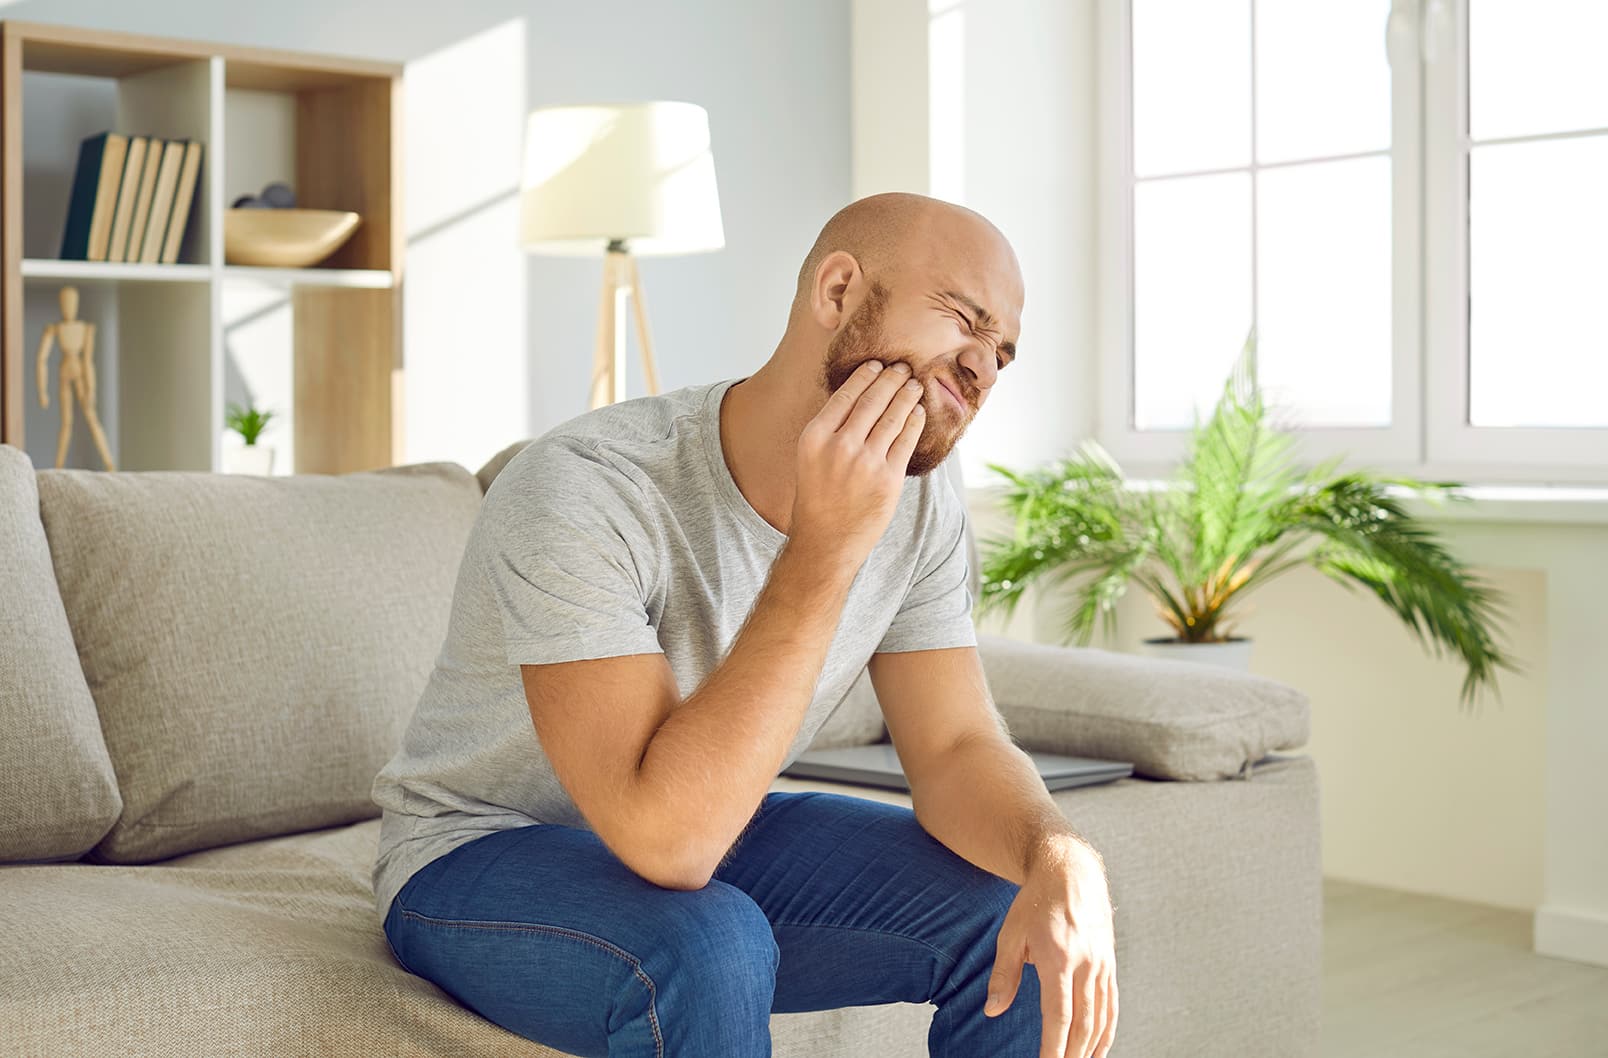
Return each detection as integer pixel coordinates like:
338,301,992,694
769,918,959,970
396,908,664,1058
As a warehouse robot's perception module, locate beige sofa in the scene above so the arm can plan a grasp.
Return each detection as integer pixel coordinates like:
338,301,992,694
0,439,1321,1057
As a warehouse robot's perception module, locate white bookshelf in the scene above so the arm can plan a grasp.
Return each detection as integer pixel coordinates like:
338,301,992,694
2,20,404,475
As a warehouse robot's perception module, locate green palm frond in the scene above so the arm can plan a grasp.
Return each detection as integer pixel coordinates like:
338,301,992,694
1290,476,1518,706
976,328,1518,709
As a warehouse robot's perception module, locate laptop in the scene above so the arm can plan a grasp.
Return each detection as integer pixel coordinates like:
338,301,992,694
781,743,1133,793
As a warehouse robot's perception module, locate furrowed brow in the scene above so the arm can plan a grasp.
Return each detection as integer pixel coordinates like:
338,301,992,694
942,288,1015,360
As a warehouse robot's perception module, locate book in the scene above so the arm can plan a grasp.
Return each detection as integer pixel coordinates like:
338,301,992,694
59,131,129,261
105,135,149,263
124,136,164,262
159,140,205,265
137,139,186,265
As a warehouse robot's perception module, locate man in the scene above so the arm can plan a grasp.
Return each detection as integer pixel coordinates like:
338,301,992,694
371,192,1118,1058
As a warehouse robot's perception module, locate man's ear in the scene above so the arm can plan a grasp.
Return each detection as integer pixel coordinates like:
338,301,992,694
810,250,863,331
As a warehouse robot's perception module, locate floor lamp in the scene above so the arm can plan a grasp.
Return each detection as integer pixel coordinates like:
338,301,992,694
519,101,725,410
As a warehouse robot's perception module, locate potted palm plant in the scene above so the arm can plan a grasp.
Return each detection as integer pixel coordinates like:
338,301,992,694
975,334,1516,706
223,401,277,475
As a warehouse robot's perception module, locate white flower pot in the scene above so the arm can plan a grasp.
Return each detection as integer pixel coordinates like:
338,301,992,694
223,444,276,476
1137,637,1253,671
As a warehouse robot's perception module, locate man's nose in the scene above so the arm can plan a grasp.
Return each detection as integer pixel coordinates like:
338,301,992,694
958,341,998,393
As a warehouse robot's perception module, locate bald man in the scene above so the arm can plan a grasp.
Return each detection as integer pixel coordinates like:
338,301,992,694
371,193,1118,1058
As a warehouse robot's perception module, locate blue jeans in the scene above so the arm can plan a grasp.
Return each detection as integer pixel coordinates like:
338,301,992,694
382,789,1042,1056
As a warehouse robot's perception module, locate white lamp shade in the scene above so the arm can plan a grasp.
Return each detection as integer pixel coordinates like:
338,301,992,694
519,101,725,257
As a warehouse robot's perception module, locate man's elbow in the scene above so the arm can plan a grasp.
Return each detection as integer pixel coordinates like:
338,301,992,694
615,833,715,891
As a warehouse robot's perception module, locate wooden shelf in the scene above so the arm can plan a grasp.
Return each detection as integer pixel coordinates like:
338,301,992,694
22,258,211,283
1,20,404,475
222,265,394,290
20,259,395,289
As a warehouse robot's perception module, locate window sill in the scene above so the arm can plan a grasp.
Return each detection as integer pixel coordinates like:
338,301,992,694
965,482,1608,529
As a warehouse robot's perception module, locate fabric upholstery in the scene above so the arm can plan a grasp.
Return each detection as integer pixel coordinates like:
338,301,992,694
772,754,1323,1057
0,815,931,1058
0,444,121,863
0,758,1320,1058
34,462,483,863
804,663,887,749
977,633,1312,781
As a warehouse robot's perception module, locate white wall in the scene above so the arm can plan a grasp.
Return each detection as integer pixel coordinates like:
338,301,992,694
9,0,852,473
855,0,1608,966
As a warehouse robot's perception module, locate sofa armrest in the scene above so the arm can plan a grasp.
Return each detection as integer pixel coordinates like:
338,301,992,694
976,633,1311,782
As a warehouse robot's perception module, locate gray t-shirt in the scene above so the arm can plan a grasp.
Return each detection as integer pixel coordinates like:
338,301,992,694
369,375,976,919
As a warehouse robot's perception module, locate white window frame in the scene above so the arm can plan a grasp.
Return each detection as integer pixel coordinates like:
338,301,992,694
1422,0,1608,482
1097,0,1608,485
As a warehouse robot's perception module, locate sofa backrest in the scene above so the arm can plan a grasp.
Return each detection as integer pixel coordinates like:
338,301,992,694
0,444,123,864
32,456,483,863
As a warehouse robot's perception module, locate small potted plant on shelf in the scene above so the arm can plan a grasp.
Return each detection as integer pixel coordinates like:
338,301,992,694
975,332,1517,706
223,401,277,475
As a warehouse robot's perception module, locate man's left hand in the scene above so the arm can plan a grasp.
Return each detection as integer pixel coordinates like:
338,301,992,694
984,839,1118,1058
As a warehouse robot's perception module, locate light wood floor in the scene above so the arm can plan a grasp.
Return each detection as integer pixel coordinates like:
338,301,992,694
1323,879,1608,1057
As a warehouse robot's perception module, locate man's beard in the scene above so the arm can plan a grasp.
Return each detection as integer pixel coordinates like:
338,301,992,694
819,280,972,477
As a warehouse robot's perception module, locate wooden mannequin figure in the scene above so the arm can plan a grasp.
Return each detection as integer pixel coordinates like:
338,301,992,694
36,284,116,470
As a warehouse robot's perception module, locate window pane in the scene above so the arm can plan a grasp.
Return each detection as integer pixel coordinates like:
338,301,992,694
1132,0,1250,177
1256,0,1392,164
1469,136,1608,428
1134,173,1253,429
1471,0,1608,141
1257,157,1393,427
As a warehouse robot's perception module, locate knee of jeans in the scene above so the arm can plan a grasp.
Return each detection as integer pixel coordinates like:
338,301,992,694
968,873,1023,937
657,882,780,983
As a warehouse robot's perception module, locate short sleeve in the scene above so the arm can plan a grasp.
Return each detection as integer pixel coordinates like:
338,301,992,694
875,475,978,654
478,439,665,667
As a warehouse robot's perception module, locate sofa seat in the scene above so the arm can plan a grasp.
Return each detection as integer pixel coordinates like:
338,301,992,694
0,756,1318,1058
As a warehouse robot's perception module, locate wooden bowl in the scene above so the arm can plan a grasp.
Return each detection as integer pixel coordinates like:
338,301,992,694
224,208,362,268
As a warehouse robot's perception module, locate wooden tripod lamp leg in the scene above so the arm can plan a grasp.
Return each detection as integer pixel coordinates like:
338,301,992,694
591,253,619,410
626,254,660,397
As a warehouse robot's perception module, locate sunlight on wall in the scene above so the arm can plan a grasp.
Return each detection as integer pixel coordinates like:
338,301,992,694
402,18,529,472
927,0,965,204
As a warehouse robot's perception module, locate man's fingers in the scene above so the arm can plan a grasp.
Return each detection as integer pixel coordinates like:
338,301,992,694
885,398,925,468
1066,963,1098,1058
840,362,915,441
1037,961,1074,1058
1092,970,1118,1058
866,374,925,457
984,936,1024,1017
813,359,887,433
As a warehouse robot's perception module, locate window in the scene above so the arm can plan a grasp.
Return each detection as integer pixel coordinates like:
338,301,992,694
1099,0,1608,483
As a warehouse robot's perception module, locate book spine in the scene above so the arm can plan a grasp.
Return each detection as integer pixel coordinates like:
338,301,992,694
86,133,129,262
126,136,164,263
58,132,110,260
160,140,205,265
107,136,149,263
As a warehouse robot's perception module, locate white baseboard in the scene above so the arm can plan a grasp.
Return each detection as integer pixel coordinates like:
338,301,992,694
1535,905,1608,968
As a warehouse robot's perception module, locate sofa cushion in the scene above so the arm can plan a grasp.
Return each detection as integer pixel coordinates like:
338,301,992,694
35,462,482,863
770,755,1322,1057
805,664,888,749
0,444,122,863
0,817,934,1057
977,633,1311,781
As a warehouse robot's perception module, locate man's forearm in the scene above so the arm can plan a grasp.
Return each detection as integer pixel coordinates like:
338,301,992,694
912,732,1104,887
634,537,860,884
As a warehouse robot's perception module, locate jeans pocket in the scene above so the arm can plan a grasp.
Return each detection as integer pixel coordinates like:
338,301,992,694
382,896,418,975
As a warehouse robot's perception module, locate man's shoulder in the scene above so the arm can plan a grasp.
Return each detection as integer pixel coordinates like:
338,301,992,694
485,380,721,510
548,379,718,449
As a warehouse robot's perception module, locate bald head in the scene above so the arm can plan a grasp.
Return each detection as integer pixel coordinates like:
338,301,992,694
772,192,1023,477
791,192,1017,313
